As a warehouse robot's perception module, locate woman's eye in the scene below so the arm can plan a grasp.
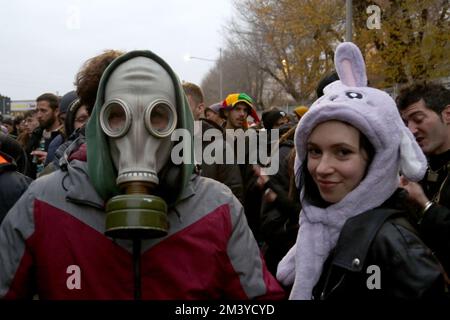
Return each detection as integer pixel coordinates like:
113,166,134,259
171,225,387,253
307,148,321,157
337,149,352,157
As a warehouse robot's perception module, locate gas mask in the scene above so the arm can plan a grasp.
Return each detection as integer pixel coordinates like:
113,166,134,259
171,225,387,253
100,56,178,239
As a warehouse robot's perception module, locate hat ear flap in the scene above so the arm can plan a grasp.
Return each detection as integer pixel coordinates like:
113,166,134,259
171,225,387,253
399,128,427,182
335,42,367,87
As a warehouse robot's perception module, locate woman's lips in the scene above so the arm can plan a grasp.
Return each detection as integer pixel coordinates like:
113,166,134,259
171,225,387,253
317,180,339,189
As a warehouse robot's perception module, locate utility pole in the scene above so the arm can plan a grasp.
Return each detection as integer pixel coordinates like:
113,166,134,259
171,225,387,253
219,48,223,101
346,0,353,42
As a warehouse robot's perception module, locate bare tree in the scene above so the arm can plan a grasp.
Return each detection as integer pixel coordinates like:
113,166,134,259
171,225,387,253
201,46,276,109
225,0,344,103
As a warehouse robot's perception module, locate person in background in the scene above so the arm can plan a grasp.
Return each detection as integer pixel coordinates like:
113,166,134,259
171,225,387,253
219,93,260,130
1,116,16,139
25,93,61,178
45,91,78,166
182,82,244,203
256,125,301,276
42,49,124,173
13,115,24,137
204,102,225,127
0,133,31,223
220,93,264,244
397,81,450,275
262,108,289,131
316,71,339,98
69,102,89,134
0,115,7,134
16,110,39,149
293,106,309,122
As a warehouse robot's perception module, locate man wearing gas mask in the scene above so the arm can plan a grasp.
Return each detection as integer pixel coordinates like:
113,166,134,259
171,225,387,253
0,51,285,300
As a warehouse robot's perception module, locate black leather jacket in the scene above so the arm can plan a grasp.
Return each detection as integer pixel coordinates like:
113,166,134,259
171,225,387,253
312,190,447,300
419,150,450,274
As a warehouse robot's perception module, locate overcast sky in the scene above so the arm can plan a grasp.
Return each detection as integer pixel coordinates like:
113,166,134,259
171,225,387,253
0,0,234,100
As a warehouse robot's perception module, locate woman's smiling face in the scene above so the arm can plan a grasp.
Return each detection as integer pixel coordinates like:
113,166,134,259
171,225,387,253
307,120,370,204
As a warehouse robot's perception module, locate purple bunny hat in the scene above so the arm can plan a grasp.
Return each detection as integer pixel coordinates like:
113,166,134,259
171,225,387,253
276,42,427,299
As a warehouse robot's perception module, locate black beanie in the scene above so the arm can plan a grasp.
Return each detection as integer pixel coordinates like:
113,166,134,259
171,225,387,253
262,108,286,130
59,90,78,115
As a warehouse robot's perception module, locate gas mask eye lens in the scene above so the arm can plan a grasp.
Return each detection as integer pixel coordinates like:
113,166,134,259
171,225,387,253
100,100,131,137
151,104,170,132
108,104,126,130
145,100,177,137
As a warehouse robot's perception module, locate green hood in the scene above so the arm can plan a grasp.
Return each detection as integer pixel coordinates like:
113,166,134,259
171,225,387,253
85,50,194,204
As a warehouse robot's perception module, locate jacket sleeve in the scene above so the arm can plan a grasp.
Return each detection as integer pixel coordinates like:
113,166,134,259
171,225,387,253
223,195,286,299
0,188,36,299
419,204,450,275
372,221,446,299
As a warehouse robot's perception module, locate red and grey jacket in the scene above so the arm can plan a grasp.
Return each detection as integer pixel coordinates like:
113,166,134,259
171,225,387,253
0,157,285,299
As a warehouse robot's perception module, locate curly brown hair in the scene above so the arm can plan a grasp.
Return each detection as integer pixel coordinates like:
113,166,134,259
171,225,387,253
74,49,125,113
396,81,450,116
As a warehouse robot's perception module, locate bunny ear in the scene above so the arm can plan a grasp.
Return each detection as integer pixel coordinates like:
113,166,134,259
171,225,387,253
399,128,427,182
335,42,367,87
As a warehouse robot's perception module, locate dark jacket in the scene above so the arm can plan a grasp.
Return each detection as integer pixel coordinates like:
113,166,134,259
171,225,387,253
312,190,447,300
260,140,300,275
24,127,61,179
44,134,64,166
419,205,450,277
418,149,450,275
199,119,244,203
0,151,32,223
238,130,264,244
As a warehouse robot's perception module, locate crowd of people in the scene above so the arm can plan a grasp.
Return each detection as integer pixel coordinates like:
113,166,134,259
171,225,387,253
0,42,449,300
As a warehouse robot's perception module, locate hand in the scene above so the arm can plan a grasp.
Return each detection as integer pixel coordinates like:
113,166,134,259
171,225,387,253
263,188,278,203
399,176,429,208
253,164,269,189
31,150,47,163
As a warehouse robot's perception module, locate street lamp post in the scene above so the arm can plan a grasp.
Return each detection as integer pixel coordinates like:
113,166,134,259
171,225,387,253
219,48,223,101
187,50,223,101
345,0,353,42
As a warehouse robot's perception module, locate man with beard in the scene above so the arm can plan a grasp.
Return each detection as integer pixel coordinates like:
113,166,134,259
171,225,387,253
182,82,244,203
25,93,61,179
397,82,450,276
220,93,259,130
219,94,265,244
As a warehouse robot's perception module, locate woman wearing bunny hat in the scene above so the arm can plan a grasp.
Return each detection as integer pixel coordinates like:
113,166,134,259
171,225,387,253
276,42,447,300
